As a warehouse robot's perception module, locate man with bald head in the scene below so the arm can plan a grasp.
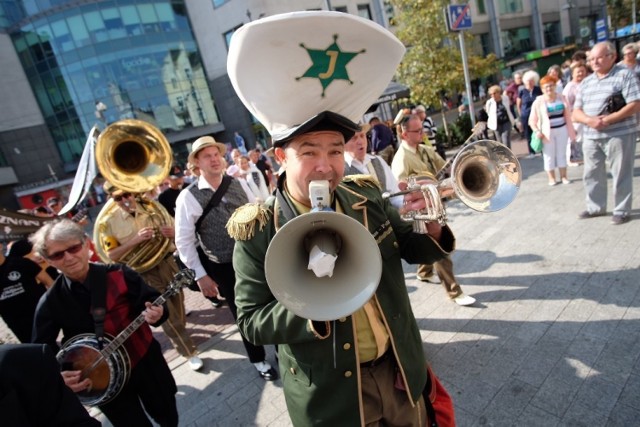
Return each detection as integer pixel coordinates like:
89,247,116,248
572,41,640,225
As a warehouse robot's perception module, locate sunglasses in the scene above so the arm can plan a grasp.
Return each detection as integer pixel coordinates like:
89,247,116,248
113,193,132,202
46,241,84,261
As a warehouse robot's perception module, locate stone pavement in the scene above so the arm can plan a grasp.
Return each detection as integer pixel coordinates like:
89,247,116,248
3,137,640,426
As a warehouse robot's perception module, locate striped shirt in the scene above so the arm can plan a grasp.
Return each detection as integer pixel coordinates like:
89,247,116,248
546,99,566,128
575,64,640,139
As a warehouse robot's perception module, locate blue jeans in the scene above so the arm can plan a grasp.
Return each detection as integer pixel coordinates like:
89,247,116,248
582,133,637,215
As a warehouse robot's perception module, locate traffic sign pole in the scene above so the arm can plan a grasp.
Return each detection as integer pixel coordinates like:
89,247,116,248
458,31,476,127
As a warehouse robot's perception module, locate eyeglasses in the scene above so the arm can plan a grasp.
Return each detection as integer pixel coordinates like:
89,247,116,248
46,241,84,261
113,193,132,202
405,128,423,134
590,53,613,61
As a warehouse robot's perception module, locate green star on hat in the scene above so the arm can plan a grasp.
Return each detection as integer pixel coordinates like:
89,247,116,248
227,11,405,146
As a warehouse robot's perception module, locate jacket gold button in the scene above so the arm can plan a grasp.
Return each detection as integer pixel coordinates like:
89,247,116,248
344,370,353,378
339,317,347,322
343,343,351,350
393,241,399,248
290,367,297,375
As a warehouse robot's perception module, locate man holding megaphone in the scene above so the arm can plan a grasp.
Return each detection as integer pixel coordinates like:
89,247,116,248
226,11,456,427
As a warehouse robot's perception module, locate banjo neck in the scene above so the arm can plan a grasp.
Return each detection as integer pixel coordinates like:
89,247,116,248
81,268,195,377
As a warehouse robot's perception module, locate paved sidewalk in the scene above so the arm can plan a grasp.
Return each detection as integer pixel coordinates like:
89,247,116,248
4,138,640,426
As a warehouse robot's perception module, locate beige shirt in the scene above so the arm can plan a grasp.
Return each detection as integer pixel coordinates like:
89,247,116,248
391,140,446,181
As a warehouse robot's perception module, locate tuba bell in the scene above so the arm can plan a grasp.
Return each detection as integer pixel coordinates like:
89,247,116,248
92,119,175,273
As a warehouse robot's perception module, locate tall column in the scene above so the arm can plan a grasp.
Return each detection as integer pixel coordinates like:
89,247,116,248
531,0,545,49
486,0,503,57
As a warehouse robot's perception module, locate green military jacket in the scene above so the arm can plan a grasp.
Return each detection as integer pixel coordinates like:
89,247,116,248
230,176,455,426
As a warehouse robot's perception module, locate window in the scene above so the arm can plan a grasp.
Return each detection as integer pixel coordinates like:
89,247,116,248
476,0,486,15
213,0,230,8
544,22,561,47
334,6,347,13
223,25,242,50
478,33,491,56
501,27,531,58
497,0,523,14
357,4,371,20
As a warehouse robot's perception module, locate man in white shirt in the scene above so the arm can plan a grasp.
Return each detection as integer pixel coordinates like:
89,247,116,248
238,155,271,201
174,136,277,381
343,125,403,209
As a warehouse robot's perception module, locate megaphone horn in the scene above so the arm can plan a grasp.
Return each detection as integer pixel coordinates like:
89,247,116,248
265,211,382,321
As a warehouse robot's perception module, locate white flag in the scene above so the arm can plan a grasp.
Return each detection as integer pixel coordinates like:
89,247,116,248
59,126,99,216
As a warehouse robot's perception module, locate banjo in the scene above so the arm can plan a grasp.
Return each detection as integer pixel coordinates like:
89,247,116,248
56,268,195,407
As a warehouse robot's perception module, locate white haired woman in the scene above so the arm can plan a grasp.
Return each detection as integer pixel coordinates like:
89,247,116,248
517,70,543,158
485,85,516,148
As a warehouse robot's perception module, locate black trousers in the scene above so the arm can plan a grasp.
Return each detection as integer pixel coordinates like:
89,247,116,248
100,339,178,427
199,254,267,364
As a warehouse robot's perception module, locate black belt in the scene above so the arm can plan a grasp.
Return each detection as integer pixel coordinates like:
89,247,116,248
360,348,392,368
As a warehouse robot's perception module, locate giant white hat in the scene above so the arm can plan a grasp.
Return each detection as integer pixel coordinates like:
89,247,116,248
227,11,405,146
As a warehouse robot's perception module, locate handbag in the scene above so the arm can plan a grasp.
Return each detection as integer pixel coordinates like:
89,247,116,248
530,133,543,153
599,91,626,115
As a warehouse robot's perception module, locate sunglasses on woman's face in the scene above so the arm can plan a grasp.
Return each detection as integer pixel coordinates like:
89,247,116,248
113,193,132,202
46,241,84,261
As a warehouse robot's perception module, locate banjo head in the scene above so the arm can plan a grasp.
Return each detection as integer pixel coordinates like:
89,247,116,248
57,334,130,407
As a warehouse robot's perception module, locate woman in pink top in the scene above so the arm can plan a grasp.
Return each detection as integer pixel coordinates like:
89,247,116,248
529,76,577,186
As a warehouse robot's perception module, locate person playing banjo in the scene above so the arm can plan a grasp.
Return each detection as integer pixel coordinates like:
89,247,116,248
30,219,179,427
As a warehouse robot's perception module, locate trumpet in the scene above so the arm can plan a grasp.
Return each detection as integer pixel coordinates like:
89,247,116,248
383,139,521,232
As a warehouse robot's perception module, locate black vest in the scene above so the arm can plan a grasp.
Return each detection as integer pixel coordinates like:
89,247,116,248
188,179,248,263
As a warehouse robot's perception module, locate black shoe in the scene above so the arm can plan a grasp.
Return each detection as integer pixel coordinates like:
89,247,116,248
209,296,223,308
259,367,278,381
577,210,605,219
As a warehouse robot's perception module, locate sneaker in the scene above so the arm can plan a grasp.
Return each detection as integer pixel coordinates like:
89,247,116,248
209,296,224,308
611,214,630,225
453,294,476,306
577,210,605,219
416,274,441,284
561,178,571,185
188,356,204,371
548,181,558,186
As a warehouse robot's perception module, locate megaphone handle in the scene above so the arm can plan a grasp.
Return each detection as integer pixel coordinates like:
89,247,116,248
333,321,337,369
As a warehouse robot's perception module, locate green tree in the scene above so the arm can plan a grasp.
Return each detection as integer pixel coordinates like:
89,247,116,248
390,0,499,110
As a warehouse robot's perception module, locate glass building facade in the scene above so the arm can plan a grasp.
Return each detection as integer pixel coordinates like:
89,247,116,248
4,0,219,167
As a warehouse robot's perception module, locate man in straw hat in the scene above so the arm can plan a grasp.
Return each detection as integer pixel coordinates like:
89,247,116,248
226,11,456,426
174,136,278,381
99,181,204,371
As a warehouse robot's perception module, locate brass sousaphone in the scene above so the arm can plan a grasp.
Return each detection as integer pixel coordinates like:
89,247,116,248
93,119,174,273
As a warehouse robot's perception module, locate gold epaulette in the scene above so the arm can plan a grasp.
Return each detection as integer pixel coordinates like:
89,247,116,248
226,203,271,241
342,174,381,190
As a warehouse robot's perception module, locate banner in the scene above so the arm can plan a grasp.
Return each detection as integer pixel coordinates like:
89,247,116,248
0,210,56,243
59,125,99,216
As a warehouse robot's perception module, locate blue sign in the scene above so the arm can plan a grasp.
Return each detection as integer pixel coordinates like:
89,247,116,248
596,19,608,41
448,4,472,31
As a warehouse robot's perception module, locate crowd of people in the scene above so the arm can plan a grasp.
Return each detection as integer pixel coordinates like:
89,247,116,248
478,41,638,225
1,9,637,425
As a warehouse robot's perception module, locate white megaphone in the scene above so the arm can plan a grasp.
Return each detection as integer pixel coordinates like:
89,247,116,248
264,181,382,321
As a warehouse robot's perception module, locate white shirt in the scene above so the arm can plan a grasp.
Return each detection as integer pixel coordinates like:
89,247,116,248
242,164,271,201
344,152,403,209
174,176,252,280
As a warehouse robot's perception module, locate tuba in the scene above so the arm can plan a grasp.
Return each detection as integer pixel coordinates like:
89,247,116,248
383,139,521,232
92,119,174,273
